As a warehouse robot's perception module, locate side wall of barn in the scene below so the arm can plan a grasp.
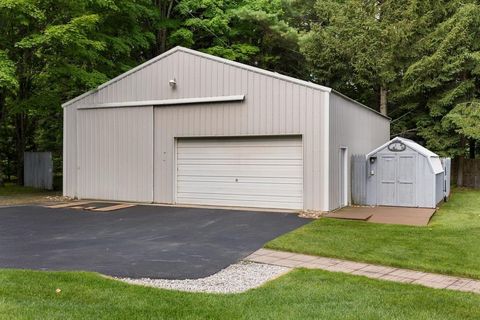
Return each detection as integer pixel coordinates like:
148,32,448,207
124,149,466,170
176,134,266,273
329,92,390,211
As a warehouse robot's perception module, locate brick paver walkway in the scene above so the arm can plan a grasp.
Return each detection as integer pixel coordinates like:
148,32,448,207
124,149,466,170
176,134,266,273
245,249,480,294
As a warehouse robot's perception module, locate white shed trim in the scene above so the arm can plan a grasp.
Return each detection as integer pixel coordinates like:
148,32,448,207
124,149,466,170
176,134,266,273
366,137,444,174
77,95,245,109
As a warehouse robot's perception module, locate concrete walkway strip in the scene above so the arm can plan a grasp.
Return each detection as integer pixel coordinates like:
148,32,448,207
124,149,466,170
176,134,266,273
246,249,480,294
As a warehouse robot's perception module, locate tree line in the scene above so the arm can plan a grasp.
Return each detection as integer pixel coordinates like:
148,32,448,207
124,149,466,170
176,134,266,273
0,0,479,187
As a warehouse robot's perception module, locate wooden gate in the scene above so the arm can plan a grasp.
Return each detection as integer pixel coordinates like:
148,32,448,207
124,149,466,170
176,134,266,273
24,152,53,190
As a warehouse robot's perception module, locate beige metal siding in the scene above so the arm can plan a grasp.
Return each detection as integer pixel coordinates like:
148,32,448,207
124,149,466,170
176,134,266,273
63,104,77,197
329,93,390,210
61,48,332,209
76,107,153,202
63,48,387,211
176,137,303,209
148,60,327,209
63,93,96,198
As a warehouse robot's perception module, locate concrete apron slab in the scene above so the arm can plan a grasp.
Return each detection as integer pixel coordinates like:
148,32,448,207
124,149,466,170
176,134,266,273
246,249,480,295
327,206,437,226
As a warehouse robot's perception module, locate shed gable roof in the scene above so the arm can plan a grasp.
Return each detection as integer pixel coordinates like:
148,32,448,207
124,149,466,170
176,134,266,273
367,137,444,174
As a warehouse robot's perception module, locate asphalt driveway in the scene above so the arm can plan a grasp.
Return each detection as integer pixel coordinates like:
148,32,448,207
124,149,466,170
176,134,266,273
0,205,308,279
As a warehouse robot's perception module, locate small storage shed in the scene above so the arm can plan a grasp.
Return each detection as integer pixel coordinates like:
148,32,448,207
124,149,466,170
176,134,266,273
365,137,444,208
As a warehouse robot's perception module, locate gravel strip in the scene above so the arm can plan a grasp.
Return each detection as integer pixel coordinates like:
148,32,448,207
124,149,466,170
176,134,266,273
117,261,291,294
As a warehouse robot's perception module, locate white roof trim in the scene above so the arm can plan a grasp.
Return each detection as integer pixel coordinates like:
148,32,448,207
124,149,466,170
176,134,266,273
177,47,332,93
366,137,443,174
331,89,390,120
62,89,97,108
77,95,245,110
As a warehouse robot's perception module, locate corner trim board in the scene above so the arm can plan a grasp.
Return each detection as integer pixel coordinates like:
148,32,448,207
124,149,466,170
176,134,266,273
77,95,246,109
323,91,330,212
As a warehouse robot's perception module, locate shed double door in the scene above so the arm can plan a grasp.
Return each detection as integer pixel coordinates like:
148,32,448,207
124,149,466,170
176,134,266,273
377,153,416,207
176,136,304,210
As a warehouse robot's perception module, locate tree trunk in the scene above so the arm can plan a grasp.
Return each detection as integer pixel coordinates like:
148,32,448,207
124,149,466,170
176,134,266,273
379,86,387,116
153,0,175,56
15,113,26,186
457,137,466,187
469,139,476,159
156,28,167,55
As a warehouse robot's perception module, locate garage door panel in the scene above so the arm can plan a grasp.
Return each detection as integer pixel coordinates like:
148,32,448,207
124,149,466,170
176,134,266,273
177,181,303,196
177,138,301,148
177,159,303,166
176,194,303,210
176,137,303,210
177,192,302,201
177,175,303,184
177,147,303,159
178,165,302,178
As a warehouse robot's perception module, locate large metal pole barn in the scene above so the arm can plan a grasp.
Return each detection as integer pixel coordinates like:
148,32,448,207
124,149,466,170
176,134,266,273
63,47,390,211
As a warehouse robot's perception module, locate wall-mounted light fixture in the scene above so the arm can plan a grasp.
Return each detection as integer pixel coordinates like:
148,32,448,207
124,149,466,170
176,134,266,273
369,156,377,176
169,78,176,88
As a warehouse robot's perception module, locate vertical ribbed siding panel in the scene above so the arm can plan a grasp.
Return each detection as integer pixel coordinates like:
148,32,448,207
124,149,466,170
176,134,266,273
285,82,293,134
154,81,323,209
292,85,300,133
259,73,267,133
240,68,248,135
228,66,238,134
302,89,313,208
151,67,326,210
328,93,390,210
69,50,337,210
247,71,254,133
272,78,280,133
252,73,260,133
265,77,273,134
63,105,77,197
76,107,153,202
280,81,287,132
312,91,324,210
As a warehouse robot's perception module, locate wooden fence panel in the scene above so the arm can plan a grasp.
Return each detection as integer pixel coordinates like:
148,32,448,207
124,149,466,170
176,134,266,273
24,152,53,190
351,154,367,205
463,159,480,188
451,158,480,188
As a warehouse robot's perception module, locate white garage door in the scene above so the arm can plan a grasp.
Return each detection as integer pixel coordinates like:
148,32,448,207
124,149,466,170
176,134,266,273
176,136,303,210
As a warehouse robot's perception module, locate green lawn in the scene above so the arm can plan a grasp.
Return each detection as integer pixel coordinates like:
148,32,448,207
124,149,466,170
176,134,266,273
0,183,54,195
0,183,61,206
0,268,479,319
267,188,480,279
